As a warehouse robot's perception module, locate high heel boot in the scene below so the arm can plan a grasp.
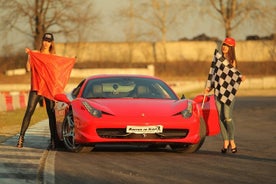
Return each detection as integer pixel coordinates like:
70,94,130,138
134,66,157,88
17,135,24,148
231,147,238,153
221,144,230,153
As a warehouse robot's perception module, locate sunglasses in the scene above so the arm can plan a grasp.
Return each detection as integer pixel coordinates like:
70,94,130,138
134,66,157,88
43,40,52,43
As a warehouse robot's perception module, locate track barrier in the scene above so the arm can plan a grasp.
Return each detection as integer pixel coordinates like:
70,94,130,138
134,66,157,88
0,91,28,112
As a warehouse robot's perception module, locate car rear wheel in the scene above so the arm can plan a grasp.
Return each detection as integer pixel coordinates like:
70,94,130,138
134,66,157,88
62,110,94,153
170,117,206,153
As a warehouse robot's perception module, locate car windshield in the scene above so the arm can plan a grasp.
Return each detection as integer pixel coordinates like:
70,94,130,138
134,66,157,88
81,77,178,100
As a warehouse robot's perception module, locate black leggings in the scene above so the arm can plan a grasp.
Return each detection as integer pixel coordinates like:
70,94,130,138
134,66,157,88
19,91,58,142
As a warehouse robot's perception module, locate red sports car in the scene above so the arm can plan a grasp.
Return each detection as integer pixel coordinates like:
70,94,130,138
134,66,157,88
54,74,220,153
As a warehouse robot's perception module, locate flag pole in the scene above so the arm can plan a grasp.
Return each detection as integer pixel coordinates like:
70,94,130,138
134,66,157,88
201,94,206,109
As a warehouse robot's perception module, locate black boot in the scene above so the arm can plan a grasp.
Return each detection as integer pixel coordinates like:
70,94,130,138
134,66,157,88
48,138,56,150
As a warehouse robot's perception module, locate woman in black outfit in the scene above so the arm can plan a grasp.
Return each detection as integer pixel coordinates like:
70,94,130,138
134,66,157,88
17,33,59,149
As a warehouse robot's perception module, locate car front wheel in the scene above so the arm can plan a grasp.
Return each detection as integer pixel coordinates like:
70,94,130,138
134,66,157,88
170,117,206,153
62,110,94,153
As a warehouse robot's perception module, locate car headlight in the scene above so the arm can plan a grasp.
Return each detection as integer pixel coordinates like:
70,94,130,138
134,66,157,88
181,101,193,118
82,101,102,118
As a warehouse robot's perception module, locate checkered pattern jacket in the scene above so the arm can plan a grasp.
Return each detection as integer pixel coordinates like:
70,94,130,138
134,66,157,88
206,49,242,105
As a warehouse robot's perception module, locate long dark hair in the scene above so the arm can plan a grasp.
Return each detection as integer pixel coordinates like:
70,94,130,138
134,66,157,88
222,44,237,68
39,40,56,54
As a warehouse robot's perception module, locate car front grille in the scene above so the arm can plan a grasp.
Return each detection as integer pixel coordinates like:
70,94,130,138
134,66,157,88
96,128,188,139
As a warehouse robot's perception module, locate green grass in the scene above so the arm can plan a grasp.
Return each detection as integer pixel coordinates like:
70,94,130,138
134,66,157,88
0,107,48,142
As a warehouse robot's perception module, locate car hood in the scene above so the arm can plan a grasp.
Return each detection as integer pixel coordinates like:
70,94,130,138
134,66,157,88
84,98,189,117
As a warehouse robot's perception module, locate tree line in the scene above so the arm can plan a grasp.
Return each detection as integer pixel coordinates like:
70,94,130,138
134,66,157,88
0,0,275,64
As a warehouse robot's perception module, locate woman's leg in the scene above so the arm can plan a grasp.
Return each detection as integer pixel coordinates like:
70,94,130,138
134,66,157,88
19,91,42,136
216,100,229,141
45,98,58,149
216,99,230,153
17,91,41,147
223,98,237,152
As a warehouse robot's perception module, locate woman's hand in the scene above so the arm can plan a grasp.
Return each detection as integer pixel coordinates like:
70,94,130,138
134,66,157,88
204,88,211,94
25,48,31,54
25,48,31,72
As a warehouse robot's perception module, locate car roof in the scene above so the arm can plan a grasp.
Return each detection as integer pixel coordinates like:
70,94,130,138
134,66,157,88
85,74,160,80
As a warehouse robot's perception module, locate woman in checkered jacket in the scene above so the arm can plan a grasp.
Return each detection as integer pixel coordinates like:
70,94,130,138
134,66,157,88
205,37,245,154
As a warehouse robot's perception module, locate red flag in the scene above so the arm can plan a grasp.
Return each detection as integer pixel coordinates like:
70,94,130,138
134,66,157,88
29,51,76,100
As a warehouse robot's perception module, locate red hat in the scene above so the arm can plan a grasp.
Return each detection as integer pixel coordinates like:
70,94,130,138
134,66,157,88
223,37,235,47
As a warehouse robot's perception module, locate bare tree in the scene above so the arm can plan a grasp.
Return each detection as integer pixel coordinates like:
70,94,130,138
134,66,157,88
117,0,190,62
116,0,138,42
136,0,189,42
207,0,276,38
115,0,139,63
0,0,100,50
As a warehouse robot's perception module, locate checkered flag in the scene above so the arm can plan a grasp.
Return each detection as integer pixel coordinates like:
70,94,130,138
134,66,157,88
206,49,242,105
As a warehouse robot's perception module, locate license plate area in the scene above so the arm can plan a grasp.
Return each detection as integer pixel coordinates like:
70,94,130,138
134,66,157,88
126,125,163,134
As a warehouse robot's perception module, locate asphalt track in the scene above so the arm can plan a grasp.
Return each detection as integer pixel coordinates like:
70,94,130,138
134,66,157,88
0,97,275,184
0,120,50,184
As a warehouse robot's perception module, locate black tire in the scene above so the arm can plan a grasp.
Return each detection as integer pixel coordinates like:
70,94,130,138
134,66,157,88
62,110,94,153
170,117,206,153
